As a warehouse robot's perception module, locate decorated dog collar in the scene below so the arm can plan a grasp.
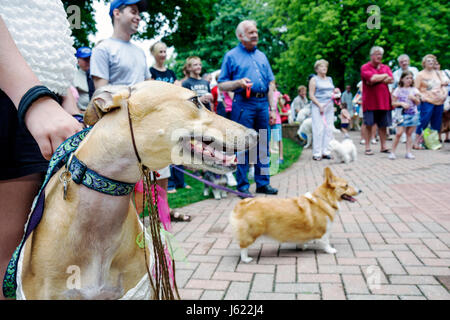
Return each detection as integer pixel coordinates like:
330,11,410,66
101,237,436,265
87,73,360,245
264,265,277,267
66,154,135,197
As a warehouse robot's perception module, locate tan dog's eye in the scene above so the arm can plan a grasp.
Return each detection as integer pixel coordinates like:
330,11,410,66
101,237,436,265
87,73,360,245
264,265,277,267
189,96,202,109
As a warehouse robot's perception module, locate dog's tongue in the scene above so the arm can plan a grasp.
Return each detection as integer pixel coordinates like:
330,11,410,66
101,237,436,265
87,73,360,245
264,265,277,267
192,141,236,166
341,194,357,202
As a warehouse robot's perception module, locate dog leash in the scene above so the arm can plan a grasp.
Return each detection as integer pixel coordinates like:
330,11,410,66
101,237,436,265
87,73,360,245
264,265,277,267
171,166,254,198
126,100,180,300
3,127,92,299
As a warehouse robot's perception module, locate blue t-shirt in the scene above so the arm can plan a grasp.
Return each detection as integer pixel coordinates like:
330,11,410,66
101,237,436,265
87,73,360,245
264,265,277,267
218,43,274,94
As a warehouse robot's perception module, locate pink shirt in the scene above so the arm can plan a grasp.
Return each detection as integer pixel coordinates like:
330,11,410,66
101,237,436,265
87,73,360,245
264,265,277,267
360,62,393,111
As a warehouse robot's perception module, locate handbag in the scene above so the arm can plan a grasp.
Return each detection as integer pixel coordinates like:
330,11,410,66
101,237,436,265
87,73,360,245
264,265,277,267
423,128,442,150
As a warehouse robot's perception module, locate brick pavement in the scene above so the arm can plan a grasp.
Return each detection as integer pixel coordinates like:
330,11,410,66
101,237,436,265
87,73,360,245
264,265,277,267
170,131,450,300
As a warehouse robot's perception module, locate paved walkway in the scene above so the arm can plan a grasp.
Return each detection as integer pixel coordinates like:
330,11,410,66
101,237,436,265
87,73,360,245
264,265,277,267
171,131,450,300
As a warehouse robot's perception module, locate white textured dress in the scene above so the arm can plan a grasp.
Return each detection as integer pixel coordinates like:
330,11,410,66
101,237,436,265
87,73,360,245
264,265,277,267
1,1,153,300
0,0,76,95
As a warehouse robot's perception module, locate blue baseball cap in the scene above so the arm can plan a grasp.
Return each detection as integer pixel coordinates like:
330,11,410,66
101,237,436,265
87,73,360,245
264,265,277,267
109,0,147,17
76,47,92,58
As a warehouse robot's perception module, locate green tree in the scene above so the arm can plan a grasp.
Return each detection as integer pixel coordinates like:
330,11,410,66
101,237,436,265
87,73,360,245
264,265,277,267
268,0,449,96
63,0,98,48
171,0,249,76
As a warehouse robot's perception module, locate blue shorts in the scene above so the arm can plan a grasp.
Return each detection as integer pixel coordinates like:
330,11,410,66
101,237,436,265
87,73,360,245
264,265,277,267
341,123,349,129
363,110,392,128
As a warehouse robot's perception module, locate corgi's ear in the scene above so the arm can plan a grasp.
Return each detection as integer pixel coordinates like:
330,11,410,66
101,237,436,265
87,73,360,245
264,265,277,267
324,167,335,187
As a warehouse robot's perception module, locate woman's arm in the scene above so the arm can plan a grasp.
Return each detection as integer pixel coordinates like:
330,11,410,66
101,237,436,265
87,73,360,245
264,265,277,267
0,17,82,160
308,77,323,114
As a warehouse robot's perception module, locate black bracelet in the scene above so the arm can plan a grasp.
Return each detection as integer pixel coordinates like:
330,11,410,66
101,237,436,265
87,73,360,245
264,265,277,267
18,85,60,127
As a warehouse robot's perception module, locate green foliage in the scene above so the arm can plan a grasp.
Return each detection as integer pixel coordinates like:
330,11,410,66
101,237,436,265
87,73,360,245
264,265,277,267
62,0,98,48
267,0,449,96
170,0,250,76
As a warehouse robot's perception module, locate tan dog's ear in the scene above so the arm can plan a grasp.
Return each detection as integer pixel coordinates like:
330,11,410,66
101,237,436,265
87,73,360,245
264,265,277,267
324,167,335,187
84,85,131,126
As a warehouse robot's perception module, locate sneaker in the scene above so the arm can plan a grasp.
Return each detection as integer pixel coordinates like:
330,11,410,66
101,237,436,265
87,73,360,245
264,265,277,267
405,153,415,160
371,138,377,145
360,139,366,145
388,152,396,160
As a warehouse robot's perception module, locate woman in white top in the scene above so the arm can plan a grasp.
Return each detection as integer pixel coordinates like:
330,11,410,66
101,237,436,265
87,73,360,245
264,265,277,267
309,59,335,161
0,1,83,299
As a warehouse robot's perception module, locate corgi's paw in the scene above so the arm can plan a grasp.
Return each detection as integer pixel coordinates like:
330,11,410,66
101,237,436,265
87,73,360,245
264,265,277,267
241,256,253,263
240,248,253,263
299,244,308,251
324,246,337,254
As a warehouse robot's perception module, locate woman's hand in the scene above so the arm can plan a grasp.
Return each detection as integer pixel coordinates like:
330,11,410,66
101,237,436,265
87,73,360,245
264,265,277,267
317,104,324,114
24,97,83,160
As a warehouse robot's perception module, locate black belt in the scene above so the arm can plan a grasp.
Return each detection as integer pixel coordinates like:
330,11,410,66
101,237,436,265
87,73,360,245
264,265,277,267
241,91,267,99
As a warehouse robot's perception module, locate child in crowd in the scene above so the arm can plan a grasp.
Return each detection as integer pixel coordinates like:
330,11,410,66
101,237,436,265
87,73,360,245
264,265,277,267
339,102,351,138
270,91,284,164
182,56,213,110
278,94,291,124
389,71,421,160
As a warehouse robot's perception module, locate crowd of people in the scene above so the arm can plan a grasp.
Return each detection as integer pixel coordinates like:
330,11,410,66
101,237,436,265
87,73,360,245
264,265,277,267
282,48,449,162
1,0,449,300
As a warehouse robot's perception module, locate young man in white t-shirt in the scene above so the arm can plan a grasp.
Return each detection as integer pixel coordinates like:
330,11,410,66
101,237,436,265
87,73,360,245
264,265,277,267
90,0,150,88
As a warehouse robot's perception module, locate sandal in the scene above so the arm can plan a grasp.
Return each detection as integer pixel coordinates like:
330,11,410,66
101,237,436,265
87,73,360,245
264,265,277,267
412,144,425,150
380,149,390,153
365,149,374,155
170,209,191,222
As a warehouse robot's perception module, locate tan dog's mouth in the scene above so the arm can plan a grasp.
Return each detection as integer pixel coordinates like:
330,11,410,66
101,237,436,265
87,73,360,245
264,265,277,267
180,137,237,173
341,194,357,202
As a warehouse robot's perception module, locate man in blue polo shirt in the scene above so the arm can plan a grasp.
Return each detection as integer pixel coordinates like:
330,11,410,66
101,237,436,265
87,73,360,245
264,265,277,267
218,20,278,197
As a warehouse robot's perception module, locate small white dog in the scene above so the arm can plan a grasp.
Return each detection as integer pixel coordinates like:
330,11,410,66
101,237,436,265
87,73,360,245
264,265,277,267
329,138,357,164
297,118,312,148
295,106,311,125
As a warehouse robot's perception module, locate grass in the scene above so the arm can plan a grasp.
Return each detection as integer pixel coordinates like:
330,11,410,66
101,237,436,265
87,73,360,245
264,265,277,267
167,138,303,209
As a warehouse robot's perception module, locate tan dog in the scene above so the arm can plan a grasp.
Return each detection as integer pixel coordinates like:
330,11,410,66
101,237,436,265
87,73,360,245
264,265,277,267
17,81,257,299
230,167,360,263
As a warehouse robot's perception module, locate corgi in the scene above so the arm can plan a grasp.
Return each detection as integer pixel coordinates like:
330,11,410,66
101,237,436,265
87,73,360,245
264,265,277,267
329,138,357,164
230,167,360,263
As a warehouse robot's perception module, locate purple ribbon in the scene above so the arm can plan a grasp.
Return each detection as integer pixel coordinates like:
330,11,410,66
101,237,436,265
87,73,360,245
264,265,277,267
172,166,254,198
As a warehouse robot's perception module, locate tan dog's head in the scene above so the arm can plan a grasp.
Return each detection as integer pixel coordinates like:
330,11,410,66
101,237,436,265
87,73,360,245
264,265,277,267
321,167,360,202
84,81,258,174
